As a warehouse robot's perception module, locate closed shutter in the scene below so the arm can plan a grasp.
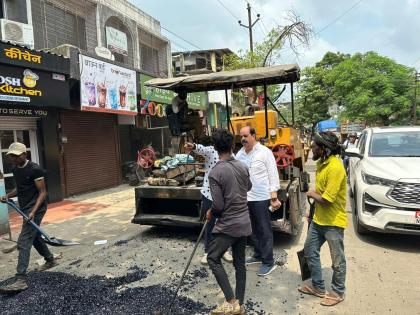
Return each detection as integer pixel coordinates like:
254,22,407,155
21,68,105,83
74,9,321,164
0,117,37,130
60,110,121,196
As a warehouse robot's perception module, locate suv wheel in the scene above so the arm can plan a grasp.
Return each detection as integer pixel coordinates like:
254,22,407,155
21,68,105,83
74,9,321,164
353,187,370,235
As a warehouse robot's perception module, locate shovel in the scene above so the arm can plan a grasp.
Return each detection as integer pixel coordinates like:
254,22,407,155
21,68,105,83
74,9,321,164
155,219,208,315
297,198,315,281
3,199,79,247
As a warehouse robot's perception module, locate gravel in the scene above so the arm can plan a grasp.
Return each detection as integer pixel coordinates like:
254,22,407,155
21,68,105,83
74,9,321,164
0,269,210,315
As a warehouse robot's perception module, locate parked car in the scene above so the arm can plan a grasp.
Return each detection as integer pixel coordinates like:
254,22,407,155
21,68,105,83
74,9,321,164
346,126,420,235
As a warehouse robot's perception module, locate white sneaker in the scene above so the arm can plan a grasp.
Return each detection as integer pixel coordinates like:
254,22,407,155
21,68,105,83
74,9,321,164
222,251,233,263
201,253,208,265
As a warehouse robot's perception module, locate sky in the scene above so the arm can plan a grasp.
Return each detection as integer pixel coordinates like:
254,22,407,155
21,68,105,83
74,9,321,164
130,0,420,70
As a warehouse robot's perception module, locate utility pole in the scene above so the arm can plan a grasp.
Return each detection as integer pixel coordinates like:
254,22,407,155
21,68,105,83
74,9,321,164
413,71,419,125
238,2,260,53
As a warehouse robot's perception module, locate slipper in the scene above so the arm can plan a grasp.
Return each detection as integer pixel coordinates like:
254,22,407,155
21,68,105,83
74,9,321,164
298,282,325,298
320,291,344,306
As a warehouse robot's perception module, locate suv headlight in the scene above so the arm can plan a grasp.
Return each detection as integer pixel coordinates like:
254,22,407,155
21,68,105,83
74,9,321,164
361,171,397,187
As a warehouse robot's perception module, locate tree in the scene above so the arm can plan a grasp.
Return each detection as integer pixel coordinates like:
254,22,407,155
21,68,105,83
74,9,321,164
295,52,349,131
223,12,312,109
327,52,414,126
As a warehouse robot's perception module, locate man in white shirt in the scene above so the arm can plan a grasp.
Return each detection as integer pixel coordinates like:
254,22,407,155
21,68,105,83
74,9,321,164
236,126,281,276
184,137,233,265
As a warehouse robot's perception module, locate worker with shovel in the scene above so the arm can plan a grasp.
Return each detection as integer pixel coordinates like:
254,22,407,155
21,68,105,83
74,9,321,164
0,142,58,293
206,129,252,315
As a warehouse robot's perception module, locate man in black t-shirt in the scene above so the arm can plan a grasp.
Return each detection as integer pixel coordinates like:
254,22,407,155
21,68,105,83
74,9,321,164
0,142,58,293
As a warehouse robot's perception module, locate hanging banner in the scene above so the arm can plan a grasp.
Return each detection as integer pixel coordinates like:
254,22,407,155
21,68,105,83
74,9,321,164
106,27,128,56
139,73,208,110
80,55,137,115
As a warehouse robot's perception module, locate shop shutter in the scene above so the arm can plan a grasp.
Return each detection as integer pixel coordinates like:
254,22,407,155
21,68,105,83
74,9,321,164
0,117,37,130
60,110,121,196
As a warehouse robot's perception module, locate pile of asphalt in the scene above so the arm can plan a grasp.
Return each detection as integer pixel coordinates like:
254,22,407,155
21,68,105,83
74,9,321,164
0,270,210,315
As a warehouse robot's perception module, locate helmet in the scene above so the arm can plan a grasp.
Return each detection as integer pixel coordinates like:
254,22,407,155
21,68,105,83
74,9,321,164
348,132,357,138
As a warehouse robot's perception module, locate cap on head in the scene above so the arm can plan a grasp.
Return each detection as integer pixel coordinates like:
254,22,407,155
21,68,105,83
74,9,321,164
6,142,27,156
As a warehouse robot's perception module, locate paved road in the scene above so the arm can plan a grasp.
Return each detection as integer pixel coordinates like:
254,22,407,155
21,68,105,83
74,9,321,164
1,169,420,314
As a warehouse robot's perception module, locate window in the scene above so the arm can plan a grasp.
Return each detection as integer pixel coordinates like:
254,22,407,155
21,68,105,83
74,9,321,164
47,4,87,50
141,44,159,76
358,132,367,155
369,131,420,157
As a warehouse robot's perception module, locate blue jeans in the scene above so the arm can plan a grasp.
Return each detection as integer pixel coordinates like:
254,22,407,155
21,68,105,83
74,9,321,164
248,200,274,266
304,222,346,294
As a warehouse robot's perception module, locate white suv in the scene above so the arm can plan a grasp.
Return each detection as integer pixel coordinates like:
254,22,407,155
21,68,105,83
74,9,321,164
346,126,420,235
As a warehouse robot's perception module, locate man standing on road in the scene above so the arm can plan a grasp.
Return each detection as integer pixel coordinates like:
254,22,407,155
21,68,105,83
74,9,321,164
298,131,347,307
184,137,233,265
207,129,252,315
236,126,281,276
0,142,58,293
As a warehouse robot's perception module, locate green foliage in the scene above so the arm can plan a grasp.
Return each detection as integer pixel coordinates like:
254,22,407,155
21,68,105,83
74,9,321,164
296,52,349,128
297,51,415,127
327,52,414,126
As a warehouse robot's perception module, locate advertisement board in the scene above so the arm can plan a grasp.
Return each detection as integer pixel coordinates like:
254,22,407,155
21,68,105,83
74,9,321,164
0,42,70,75
139,73,208,110
106,27,128,56
80,55,137,115
0,64,70,107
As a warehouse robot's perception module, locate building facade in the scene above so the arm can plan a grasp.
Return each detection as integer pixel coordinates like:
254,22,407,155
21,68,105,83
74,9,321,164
0,0,172,201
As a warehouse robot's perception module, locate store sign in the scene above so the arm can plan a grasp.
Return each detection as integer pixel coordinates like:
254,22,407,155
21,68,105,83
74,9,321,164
0,105,48,117
80,55,137,115
106,27,128,56
0,42,70,75
139,73,208,110
0,64,70,107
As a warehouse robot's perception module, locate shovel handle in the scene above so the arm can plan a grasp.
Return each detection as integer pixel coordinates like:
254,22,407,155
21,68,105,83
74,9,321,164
168,219,208,312
4,199,52,242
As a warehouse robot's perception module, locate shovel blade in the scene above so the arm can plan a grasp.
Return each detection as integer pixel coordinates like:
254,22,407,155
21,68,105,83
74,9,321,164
297,248,311,281
43,236,80,247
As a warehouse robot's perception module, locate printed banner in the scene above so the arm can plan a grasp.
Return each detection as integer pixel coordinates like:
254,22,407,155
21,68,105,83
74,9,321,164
80,55,137,115
106,27,128,56
139,73,208,110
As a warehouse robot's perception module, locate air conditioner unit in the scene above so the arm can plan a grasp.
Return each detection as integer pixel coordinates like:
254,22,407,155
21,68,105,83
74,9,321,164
0,19,34,49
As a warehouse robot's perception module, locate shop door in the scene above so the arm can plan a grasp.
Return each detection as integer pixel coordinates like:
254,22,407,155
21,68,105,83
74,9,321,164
0,117,39,195
60,110,121,196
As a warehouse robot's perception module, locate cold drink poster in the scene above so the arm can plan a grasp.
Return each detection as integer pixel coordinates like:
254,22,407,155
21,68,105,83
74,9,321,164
79,55,137,115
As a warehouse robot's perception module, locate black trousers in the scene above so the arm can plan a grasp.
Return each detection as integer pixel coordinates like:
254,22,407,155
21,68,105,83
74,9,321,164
248,200,274,266
207,233,247,305
16,204,53,279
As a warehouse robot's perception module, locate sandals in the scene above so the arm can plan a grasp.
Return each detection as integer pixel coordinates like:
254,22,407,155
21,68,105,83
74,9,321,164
320,291,345,306
298,282,326,298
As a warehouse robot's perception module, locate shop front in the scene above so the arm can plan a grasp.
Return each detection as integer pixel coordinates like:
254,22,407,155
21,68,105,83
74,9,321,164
0,41,70,202
119,73,208,162
58,54,137,196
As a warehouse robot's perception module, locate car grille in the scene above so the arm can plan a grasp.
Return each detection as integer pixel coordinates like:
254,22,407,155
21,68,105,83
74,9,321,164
389,182,420,205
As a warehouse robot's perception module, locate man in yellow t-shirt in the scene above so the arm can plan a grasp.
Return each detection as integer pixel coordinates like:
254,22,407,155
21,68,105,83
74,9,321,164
298,131,347,307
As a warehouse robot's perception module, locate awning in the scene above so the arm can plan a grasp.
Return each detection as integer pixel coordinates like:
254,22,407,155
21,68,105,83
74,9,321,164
145,64,300,93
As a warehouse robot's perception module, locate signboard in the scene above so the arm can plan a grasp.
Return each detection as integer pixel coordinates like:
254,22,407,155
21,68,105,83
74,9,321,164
0,64,70,107
139,73,208,110
0,42,70,75
0,104,49,117
80,55,137,115
106,27,128,56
